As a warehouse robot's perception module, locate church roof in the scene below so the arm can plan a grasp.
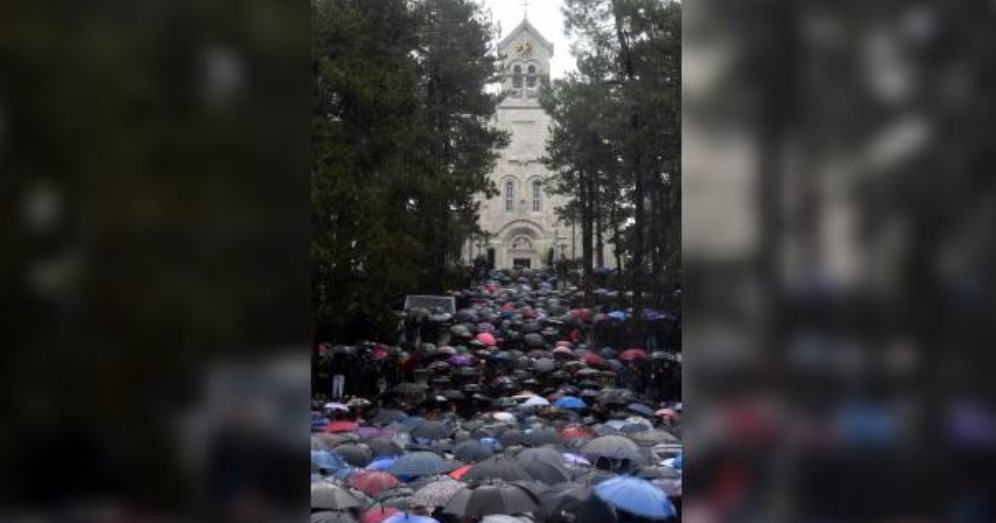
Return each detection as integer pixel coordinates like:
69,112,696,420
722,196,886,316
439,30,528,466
499,17,554,56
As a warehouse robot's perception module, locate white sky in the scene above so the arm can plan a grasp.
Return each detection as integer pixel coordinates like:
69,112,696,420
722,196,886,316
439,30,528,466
481,0,577,79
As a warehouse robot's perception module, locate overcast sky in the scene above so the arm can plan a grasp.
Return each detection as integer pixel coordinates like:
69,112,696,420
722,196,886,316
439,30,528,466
481,0,576,79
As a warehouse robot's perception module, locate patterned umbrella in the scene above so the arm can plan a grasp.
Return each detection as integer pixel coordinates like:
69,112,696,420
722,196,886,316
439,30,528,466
388,451,453,478
349,471,401,496
411,477,465,508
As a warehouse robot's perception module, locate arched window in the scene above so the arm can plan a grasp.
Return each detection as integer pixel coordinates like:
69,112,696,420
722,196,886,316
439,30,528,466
532,179,542,212
505,181,515,212
512,65,523,88
526,64,537,88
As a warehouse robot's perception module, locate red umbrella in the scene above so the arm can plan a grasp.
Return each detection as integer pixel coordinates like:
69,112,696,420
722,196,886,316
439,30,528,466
361,506,400,523
477,332,496,347
570,309,593,322
619,349,649,361
560,425,593,440
349,471,400,496
325,420,358,433
448,464,471,480
580,352,606,368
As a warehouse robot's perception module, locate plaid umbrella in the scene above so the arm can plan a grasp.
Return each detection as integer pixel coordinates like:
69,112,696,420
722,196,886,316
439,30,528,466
388,451,453,478
411,477,465,508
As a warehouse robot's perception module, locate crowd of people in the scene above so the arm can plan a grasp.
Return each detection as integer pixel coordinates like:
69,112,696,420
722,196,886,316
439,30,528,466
311,268,682,522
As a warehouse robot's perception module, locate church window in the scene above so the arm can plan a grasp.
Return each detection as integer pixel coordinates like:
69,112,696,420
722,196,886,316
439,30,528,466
532,180,542,212
505,181,515,212
526,65,537,88
512,65,523,88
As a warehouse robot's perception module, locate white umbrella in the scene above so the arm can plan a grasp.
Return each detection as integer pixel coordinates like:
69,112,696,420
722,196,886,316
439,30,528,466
522,396,551,407
324,402,350,412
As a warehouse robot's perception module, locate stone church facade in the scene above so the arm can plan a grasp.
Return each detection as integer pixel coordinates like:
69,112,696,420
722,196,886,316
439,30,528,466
465,18,578,270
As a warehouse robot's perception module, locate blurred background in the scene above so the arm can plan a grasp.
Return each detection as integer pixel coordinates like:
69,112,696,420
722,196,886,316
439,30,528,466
685,0,996,521
0,1,310,521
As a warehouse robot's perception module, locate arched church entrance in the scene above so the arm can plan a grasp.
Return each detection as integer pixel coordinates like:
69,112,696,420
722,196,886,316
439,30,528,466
499,221,545,269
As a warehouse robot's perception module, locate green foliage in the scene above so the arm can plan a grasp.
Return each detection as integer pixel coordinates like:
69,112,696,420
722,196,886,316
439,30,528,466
544,0,681,310
312,0,507,339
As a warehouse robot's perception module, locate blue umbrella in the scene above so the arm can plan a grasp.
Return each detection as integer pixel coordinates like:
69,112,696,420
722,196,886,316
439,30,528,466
313,416,331,432
608,311,626,321
672,453,683,471
388,451,453,478
312,450,348,473
554,396,587,410
594,476,676,520
367,456,398,472
382,513,439,523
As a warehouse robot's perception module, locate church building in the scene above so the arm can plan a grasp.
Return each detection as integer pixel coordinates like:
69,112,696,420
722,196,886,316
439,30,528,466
466,17,575,270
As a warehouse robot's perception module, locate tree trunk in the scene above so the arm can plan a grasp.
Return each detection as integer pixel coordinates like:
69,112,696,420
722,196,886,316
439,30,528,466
595,185,605,269
581,169,594,307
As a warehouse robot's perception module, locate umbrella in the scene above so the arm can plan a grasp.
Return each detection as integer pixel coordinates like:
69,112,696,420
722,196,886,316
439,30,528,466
312,482,363,510
462,456,533,482
520,458,572,484
349,471,402,496
515,446,563,465
521,396,551,408
562,453,591,466
371,409,409,426
448,464,471,480
655,408,678,419
381,514,438,523
533,358,557,372
593,476,676,519
619,349,648,361
627,403,656,418
477,332,497,346
411,478,464,508
361,506,400,523
537,482,594,522
312,450,348,474
443,481,540,518
448,355,473,367
559,426,592,440
325,402,350,412
491,412,516,423
520,429,561,447
393,383,428,396
580,353,606,368
366,437,404,458
326,420,359,433
453,440,495,463
388,451,453,478
629,429,680,446
366,456,398,472
411,420,453,441
554,396,586,410
335,443,374,467
312,512,359,523
582,435,642,461
313,435,332,451
348,398,373,408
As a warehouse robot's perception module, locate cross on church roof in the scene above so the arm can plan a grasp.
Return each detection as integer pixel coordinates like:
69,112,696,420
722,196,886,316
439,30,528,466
521,0,531,19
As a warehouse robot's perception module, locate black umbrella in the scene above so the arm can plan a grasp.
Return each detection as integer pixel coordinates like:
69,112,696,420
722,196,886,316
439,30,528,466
371,409,410,426
582,435,642,461
453,440,495,463
462,456,534,482
443,480,540,518
392,382,427,396
520,429,561,447
515,446,563,466
629,429,679,447
365,437,404,457
388,451,453,478
521,457,572,484
626,403,656,418
538,482,594,523
498,428,525,446
311,482,363,510
411,420,453,441
334,443,373,467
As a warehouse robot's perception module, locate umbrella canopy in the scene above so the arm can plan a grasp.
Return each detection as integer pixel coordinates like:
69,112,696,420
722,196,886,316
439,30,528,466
411,421,453,441
312,482,364,510
443,481,540,518
627,403,656,418
325,402,350,412
629,429,680,446
335,443,374,467
520,457,572,484
312,450,348,474
361,506,400,523
477,332,497,346
593,476,676,520
411,477,464,508
537,482,594,522
366,437,404,458
388,451,453,478
381,514,439,523
349,471,402,496
515,446,564,465
554,396,586,410
560,426,593,440
366,456,398,472
520,429,561,447
582,435,642,461
312,511,359,523
371,409,409,426
655,408,678,419
521,396,551,408
453,440,495,463
326,420,359,433
462,456,533,482
619,349,648,361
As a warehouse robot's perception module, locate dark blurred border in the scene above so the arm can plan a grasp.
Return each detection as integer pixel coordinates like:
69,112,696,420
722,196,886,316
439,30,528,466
685,1,996,521
0,1,310,520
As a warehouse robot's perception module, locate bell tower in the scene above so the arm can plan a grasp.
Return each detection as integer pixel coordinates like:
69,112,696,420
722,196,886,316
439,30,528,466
497,17,554,106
